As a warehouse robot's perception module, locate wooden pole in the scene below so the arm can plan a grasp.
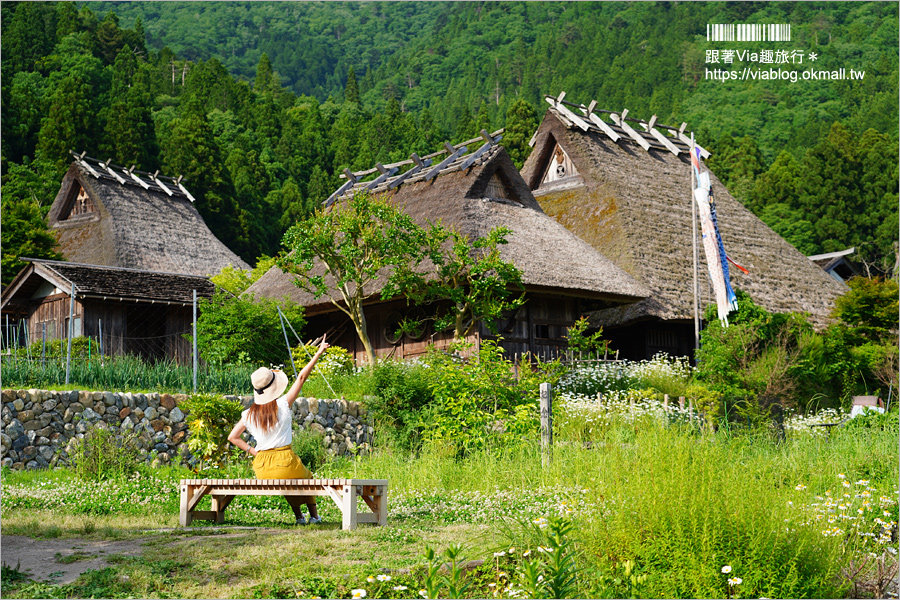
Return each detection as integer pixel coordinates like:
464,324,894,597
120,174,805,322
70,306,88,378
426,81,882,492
41,322,46,367
65,283,75,385
192,290,198,393
540,382,553,468
691,133,700,353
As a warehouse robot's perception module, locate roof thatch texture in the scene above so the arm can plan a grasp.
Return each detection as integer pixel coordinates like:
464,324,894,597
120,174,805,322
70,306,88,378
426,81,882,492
246,146,649,313
47,159,249,277
521,107,847,328
1,258,216,316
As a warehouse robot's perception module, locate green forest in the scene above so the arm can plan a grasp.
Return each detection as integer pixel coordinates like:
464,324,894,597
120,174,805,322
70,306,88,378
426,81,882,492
1,1,897,285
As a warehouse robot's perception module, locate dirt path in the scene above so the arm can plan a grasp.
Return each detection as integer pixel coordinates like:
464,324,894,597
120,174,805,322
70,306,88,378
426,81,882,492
1,528,263,585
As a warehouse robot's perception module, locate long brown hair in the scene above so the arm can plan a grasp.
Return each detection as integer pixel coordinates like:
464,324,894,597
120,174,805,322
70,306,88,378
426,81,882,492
246,401,278,434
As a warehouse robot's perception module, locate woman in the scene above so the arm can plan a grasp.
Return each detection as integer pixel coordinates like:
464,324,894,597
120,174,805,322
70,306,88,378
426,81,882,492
227,336,330,525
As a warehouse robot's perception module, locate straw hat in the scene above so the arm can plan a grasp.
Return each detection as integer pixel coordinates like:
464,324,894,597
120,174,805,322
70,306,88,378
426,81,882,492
250,367,289,405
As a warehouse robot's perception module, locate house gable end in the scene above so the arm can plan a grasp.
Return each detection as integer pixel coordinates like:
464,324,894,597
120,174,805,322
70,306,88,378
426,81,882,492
58,178,98,222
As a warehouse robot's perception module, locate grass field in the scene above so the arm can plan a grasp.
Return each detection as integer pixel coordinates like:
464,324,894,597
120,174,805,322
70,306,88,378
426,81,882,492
3,408,897,599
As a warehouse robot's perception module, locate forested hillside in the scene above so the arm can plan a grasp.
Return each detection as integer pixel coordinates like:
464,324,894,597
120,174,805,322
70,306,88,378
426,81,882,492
2,1,897,285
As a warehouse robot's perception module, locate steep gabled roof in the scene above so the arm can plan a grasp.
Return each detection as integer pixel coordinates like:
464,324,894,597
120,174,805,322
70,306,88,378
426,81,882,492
247,142,649,314
521,95,846,328
1,258,216,317
46,154,249,276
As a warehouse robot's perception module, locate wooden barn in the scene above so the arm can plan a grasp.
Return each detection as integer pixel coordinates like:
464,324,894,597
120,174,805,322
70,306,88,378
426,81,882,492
246,132,650,363
1,154,244,362
520,94,848,360
1,259,215,363
47,152,248,275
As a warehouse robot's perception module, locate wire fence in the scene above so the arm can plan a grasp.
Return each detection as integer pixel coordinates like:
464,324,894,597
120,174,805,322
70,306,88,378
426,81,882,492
0,297,315,396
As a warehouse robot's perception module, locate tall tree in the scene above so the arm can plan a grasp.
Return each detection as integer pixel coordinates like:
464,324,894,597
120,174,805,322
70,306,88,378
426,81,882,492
503,99,538,168
279,192,429,365
345,65,360,103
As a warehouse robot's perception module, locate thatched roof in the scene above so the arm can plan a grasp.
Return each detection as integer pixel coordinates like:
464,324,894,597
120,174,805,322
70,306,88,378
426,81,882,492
1,258,216,317
46,155,249,277
520,97,847,328
247,144,649,314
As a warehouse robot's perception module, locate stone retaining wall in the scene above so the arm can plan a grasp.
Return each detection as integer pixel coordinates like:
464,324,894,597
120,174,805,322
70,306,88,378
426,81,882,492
1,389,373,471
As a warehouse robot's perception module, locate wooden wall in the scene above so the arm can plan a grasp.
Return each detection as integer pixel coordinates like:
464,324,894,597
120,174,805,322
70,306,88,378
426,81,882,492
306,292,583,365
23,296,194,364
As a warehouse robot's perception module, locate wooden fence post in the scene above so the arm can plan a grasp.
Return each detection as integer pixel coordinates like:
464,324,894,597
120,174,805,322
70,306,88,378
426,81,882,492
540,382,553,468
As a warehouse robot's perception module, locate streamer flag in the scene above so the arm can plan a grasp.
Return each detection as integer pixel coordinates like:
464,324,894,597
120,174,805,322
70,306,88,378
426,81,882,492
692,146,738,325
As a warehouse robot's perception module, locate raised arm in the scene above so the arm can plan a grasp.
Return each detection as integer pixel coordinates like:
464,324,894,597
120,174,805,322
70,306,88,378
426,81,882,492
284,335,331,407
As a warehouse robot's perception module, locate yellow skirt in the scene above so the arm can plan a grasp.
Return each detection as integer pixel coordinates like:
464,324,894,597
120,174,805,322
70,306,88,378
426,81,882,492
252,445,313,480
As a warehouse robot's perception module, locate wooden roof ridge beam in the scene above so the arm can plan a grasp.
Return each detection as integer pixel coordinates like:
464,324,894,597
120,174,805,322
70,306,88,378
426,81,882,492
174,176,197,203
127,165,152,190
610,109,652,152
424,142,468,181
150,170,175,196
459,129,503,171
545,92,591,131
642,115,681,156
325,169,358,207
678,123,711,159
388,153,432,190
363,163,400,192
340,129,506,180
580,100,621,143
75,156,102,179
99,158,127,185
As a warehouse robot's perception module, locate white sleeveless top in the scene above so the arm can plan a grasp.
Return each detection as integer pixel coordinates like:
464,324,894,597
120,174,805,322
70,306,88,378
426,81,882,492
241,396,292,451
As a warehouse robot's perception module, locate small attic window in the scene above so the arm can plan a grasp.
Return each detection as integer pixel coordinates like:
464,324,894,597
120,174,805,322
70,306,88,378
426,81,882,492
541,144,579,186
481,170,522,205
61,182,95,220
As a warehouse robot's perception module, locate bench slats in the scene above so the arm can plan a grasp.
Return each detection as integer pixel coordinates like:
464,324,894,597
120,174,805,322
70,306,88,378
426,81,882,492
179,478,388,530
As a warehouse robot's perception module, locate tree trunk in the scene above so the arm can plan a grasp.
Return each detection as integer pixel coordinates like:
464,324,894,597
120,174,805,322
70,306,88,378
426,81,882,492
350,302,377,365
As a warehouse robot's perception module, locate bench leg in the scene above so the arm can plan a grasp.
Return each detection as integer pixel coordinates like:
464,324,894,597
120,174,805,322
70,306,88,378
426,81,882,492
179,484,193,527
211,495,233,524
342,484,358,531
376,486,387,527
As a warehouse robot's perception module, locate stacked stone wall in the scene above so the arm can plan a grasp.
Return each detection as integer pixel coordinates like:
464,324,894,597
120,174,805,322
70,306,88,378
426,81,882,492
1,389,373,471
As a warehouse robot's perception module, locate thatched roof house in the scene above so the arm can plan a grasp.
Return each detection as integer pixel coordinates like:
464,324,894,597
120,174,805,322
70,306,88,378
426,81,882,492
520,95,847,359
1,259,215,363
248,133,649,362
47,153,248,276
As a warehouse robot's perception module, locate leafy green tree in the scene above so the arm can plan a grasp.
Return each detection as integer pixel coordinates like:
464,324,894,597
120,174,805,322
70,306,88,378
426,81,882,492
279,191,429,364
759,203,819,256
211,257,276,295
1,161,64,285
345,64,360,103
101,47,159,169
503,99,539,168
385,225,525,339
195,288,305,366
832,277,899,344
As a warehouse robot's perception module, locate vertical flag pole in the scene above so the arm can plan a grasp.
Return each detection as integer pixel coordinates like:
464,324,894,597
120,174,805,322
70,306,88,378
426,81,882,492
691,133,700,352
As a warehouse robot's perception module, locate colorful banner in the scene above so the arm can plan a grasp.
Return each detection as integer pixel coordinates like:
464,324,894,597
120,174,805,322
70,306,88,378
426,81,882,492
693,147,738,325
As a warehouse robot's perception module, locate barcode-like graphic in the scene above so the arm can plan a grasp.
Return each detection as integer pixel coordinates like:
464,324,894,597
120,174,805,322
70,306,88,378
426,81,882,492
707,24,791,42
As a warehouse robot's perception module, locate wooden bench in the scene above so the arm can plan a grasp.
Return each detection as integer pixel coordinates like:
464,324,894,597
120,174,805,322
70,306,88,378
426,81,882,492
179,478,388,530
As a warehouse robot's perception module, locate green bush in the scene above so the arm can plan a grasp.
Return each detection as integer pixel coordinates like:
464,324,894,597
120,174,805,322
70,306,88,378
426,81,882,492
292,425,327,473
364,359,434,452
291,344,355,377
69,426,141,481
195,289,305,366
181,393,245,471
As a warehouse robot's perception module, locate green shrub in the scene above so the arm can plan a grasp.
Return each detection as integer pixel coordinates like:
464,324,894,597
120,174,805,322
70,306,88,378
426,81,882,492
292,425,327,473
291,344,355,377
364,359,434,452
181,393,245,471
69,426,141,481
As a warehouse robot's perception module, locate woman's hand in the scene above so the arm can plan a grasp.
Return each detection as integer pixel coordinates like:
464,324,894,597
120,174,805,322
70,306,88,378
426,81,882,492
316,334,330,355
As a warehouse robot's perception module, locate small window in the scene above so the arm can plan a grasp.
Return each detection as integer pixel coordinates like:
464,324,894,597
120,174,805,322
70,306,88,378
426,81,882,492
535,324,550,339
61,182,95,220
